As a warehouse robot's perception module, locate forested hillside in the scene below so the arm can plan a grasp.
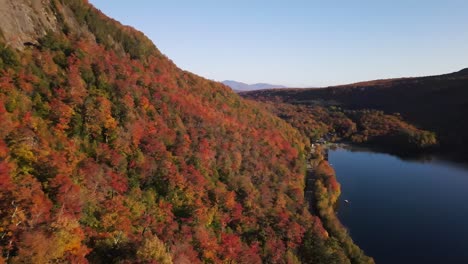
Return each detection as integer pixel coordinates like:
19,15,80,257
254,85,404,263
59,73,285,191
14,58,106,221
0,0,370,263
243,70,467,157
243,100,437,156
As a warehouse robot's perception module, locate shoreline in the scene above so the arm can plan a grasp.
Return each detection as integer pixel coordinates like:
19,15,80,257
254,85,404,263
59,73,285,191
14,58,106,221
305,143,374,264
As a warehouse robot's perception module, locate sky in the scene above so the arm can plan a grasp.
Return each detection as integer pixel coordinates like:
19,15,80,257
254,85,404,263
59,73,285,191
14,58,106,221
89,0,468,87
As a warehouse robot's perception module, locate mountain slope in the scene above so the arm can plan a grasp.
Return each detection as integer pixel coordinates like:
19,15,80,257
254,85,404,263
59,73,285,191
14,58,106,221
243,69,468,157
222,80,286,91
0,0,371,263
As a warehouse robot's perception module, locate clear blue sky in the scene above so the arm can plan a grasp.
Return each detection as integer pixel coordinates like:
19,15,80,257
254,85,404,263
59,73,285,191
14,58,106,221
89,0,468,87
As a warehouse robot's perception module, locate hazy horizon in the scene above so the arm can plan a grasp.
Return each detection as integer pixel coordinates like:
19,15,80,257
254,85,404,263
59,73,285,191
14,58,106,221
89,0,468,87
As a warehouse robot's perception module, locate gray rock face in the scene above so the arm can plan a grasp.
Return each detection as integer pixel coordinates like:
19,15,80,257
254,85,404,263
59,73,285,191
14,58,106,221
0,0,58,49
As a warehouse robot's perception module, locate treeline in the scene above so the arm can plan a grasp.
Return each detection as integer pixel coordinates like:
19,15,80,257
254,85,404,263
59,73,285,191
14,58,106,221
299,146,374,264
312,160,373,264
54,0,160,61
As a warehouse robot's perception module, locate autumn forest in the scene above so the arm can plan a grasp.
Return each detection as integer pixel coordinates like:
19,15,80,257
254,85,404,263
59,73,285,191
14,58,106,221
0,0,467,263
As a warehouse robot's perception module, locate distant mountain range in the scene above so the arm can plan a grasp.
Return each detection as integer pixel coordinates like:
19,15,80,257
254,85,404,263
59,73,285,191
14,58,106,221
222,80,287,91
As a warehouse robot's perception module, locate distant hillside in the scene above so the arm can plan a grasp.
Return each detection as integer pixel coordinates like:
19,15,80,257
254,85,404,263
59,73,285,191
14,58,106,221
222,80,286,91
242,69,468,157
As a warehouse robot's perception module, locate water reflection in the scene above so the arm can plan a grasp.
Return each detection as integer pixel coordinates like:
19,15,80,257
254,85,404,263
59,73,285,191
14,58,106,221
331,146,468,264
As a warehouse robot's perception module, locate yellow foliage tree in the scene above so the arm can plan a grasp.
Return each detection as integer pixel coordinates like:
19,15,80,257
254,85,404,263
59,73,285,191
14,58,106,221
137,236,173,264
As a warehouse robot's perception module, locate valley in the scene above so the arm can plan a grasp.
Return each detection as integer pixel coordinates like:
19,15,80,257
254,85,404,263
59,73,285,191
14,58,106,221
241,72,468,263
0,0,466,263
242,69,468,160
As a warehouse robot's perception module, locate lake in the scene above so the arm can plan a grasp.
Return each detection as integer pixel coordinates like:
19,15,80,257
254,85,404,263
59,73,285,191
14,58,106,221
330,146,468,264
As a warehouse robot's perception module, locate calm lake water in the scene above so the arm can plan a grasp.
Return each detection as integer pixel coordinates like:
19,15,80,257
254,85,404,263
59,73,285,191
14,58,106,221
330,147,468,264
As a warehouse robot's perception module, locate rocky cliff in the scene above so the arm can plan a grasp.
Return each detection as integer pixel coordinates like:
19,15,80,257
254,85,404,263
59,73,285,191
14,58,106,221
0,0,60,48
